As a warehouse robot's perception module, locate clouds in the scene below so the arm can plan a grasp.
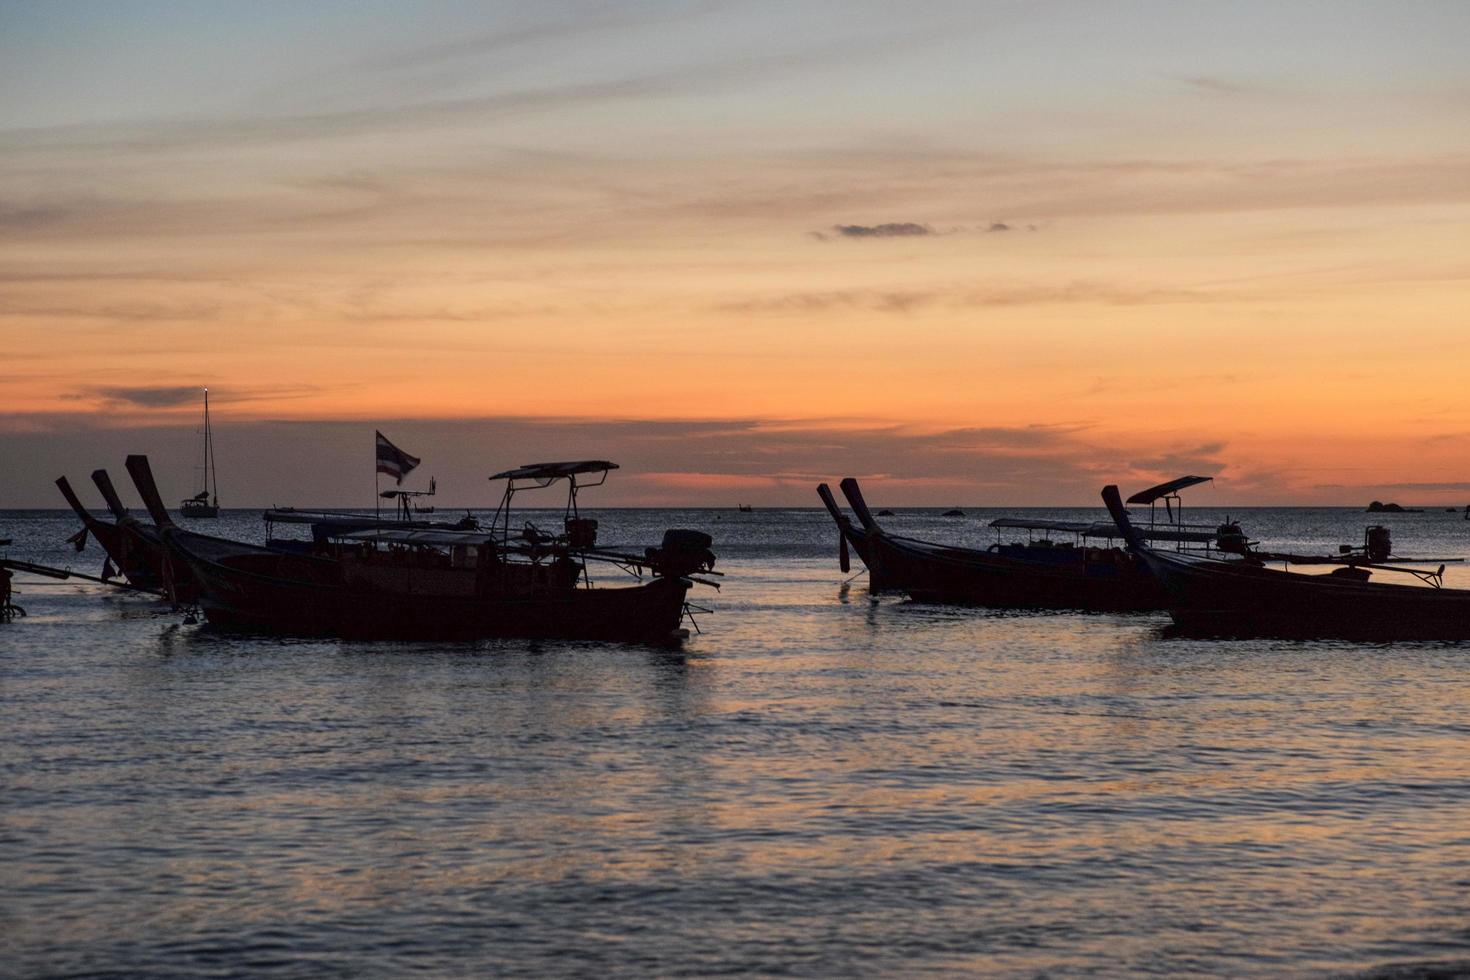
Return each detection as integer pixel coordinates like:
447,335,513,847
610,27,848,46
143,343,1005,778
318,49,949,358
2,3,1468,508
1168,74,1263,96
713,280,1218,316
61,384,337,414
86,386,204,409
1349,481,1470,493
815,221,1026,241
1128,442,1228,478
832,222,932,238
0,205,74,232
0,413,1230,508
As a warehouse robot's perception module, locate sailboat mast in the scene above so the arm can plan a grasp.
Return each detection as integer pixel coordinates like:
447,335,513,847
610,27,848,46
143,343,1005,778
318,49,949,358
204,387,218,506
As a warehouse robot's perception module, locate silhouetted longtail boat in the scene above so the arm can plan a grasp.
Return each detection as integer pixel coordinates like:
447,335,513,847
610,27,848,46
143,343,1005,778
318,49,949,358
54,471,170,591
1101,484,1470,640
817,475,1244,611
125,455,717,644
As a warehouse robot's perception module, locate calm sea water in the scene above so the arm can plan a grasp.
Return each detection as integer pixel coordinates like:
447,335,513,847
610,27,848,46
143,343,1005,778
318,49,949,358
5,505,1470,978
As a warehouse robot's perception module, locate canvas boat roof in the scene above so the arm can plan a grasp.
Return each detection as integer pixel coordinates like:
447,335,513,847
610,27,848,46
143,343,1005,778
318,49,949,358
263,509,458,530
989,517,1219,544
490,460,618,481
337,528,492,546
990,518,1105,535
1126,475,1213,505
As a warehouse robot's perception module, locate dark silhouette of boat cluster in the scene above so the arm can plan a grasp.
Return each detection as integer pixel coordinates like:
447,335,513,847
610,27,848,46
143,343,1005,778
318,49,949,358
821,476,1470,641
55,469,170,593
10,454,1470,644
32,454,717,645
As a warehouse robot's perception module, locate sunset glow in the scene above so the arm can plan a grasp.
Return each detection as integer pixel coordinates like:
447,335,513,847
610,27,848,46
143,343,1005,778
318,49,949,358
3,1,1468,506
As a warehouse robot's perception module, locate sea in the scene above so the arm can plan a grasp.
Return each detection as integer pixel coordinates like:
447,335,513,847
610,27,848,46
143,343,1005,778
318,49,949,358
4,505,1470,979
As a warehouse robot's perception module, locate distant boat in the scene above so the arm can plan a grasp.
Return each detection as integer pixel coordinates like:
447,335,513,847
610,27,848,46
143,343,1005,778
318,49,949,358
941,509,965,517
737,504,753,512
179,388,219,518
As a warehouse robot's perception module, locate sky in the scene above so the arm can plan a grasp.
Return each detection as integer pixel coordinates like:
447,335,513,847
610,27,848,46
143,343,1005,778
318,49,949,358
2,0,1469,507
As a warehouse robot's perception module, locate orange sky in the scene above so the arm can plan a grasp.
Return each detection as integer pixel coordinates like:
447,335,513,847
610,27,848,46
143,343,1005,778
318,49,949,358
2,2,1469,506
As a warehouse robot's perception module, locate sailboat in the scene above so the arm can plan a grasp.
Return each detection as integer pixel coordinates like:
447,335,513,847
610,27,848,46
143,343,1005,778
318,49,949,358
180,388,219,518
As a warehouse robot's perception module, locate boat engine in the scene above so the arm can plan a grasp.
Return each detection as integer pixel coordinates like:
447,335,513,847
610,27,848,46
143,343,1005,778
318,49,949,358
646,529,716,578
565,517,598,549
1215,519,1248,554
1365,525,1391,563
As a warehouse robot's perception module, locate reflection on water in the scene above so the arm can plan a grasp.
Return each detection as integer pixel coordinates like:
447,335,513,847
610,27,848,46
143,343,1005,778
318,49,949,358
4,507,1470,976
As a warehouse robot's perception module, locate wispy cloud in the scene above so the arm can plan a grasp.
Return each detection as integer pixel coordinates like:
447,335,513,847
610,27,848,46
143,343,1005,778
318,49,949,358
0,21,963,157
1350,481,1470,493
832,222,932,238
0,204,74,231
715,289,936,314
287,3,701,104
1168,74,1266,97
1128,442,1228,476
85,385,203,409
712,280,1227,315
813,220,1025,241
65,384,334,411
0,295,224,322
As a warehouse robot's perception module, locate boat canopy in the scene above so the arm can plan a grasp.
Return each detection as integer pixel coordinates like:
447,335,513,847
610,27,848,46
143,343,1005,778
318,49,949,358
1127,475,1212,505
488,460,619,543
338,528,491,547
264,509,445,529
990,518,1103,535
490,461,618,482
988,517,1219,544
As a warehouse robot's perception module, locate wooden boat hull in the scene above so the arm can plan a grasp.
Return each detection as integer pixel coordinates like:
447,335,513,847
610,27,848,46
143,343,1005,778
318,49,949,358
1137,549,1470,640
865,531,1163,611
167,530,692,644
57,475,167,591
77,514,178,593
837,523,890,588
116,521,199,602
817,479,1160,611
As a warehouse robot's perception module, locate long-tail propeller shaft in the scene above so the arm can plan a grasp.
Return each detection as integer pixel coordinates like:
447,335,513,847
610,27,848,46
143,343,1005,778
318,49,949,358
91,469,130,520
1100,485,1145,551
124,455,175,528
838,478,881,532
55,476,97,525
816,483,853,573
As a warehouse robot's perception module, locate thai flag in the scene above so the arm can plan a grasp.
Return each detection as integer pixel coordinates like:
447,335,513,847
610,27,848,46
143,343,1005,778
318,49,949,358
375,430,421,485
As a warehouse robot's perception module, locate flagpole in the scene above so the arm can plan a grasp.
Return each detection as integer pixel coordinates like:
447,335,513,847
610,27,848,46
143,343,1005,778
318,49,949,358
375,430,380,521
